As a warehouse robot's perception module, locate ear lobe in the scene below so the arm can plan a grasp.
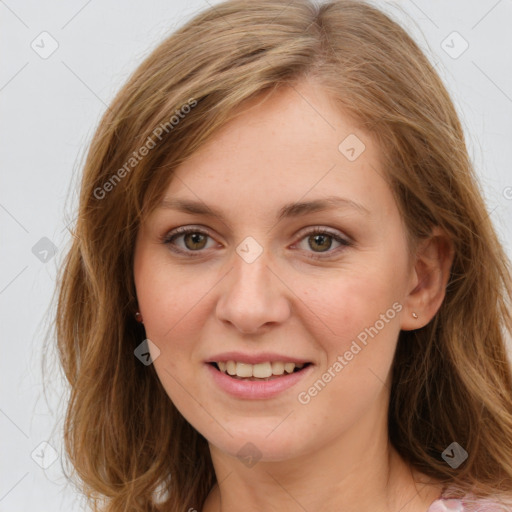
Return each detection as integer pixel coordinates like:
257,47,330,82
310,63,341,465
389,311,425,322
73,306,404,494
401,227,454,331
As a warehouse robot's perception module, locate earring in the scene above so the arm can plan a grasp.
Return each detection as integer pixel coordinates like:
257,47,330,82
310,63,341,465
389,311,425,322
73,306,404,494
135,311,144,323
412,312,418,319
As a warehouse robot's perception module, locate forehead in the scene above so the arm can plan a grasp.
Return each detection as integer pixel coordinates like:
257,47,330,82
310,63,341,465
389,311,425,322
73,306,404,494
157,81,394,221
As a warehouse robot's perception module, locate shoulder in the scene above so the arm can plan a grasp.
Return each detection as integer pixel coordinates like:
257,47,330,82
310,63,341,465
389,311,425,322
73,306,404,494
427,496,512,512
427,498,464,511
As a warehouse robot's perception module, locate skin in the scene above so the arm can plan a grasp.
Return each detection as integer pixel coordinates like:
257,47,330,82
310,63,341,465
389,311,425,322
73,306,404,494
133,79,454,512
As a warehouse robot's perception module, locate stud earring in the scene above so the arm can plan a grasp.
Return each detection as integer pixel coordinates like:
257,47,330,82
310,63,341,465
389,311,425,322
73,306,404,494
135,311,144,323
412,312,418,319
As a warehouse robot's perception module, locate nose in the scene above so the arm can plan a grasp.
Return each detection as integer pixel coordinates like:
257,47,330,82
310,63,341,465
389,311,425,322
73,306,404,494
215,251,291,334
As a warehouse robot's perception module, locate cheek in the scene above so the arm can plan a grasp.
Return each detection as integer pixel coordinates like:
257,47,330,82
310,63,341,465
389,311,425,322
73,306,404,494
307,267,402,349
135,245,202,336
297,259,405,414
134,250,191,360
134,262,228,401
296,273,401,424
134,257,212,418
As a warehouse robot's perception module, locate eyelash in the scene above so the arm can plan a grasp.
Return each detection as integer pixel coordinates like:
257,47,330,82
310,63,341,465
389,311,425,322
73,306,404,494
161,225,352,260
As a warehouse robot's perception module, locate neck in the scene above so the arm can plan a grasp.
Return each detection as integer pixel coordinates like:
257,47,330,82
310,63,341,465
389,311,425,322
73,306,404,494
201,400,443,512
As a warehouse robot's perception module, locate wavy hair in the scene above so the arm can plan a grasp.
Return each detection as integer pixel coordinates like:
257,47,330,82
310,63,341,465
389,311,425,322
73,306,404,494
47,0,512,510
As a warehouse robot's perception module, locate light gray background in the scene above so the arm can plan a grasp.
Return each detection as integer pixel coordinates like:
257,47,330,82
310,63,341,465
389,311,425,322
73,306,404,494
1,0,511,510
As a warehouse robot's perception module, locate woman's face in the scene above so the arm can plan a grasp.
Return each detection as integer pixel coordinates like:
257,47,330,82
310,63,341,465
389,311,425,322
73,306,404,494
133,80,417,462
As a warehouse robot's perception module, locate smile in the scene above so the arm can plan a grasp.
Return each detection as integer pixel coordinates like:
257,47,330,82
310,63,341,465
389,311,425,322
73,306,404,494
213,361,308,380
206,361,314,399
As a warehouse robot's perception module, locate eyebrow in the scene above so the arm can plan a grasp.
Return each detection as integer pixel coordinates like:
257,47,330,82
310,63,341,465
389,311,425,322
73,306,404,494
156,195,370,222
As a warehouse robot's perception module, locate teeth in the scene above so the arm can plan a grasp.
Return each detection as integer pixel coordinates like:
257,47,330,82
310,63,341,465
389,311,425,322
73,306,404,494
253,362,272,378
236,362,253,378
271,361,284,375
226,361,236,376
284,362,295,374
215,361,307,378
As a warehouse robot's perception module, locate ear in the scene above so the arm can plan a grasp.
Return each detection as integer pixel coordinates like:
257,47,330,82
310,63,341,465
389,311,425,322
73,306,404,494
401,226,454,331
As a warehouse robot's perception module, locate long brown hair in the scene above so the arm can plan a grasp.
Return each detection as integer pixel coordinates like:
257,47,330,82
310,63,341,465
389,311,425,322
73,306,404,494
46,0,512,510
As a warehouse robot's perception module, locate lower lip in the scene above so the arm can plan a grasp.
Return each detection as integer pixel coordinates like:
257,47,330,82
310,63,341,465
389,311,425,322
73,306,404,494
205,363,314,400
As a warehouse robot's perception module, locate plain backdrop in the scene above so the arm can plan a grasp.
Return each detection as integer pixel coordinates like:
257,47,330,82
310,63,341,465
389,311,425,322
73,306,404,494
1,0,511,510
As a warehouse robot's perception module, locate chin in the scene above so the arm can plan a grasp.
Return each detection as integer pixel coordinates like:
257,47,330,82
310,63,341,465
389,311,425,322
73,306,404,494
206,427,309,464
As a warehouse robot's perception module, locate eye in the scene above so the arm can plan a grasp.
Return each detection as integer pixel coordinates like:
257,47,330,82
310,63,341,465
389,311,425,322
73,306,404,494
162,225,352,259
162,226,217,255
294,227,352,259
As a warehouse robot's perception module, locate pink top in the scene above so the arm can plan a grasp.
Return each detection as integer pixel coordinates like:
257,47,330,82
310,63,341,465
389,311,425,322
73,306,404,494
427,496,510,511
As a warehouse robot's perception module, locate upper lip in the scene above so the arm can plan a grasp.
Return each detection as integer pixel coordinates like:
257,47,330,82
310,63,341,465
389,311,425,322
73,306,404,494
206,351,312,365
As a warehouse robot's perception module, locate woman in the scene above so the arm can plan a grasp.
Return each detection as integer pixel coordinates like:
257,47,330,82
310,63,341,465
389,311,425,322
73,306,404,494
51,0,512,510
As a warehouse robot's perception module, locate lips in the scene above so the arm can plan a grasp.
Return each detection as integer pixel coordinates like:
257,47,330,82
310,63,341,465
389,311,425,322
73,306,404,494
206,360,314,399
206,351,312,365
